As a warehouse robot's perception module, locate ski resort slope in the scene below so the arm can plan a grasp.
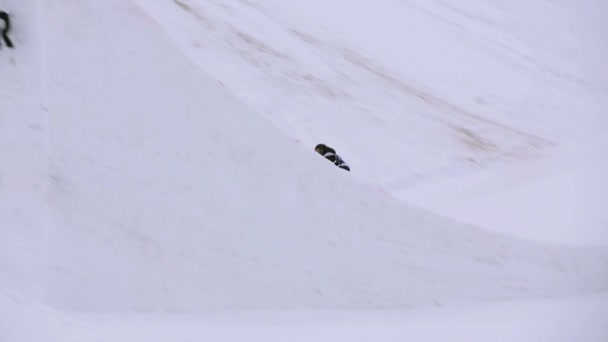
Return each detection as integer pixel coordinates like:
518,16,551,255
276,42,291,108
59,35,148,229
136,0,608,245
0,0,607,341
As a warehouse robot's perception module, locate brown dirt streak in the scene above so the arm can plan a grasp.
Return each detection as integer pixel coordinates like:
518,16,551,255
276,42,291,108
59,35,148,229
340,48,553,147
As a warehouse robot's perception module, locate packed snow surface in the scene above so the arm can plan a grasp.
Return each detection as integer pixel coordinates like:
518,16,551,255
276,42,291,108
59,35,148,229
1,0,607,341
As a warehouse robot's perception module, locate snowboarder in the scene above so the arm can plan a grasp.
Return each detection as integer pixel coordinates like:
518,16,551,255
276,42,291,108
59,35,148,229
315,144,350,172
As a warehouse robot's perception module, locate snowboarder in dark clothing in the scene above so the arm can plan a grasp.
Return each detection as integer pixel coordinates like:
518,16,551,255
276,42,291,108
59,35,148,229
315,144,350,172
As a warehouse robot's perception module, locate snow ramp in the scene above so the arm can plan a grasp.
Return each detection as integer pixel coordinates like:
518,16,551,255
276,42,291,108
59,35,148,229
0,0,607,312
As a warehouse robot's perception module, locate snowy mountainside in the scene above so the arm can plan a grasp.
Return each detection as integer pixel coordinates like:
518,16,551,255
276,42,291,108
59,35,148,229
0,0,606,315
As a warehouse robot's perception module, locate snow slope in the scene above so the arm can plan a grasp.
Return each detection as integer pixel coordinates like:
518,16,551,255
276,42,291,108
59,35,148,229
136,0,608,183
3,290,608,342
399,132,608,246
0,0,605,313
136,0,608,245
0,0,607,341
0,0,49,303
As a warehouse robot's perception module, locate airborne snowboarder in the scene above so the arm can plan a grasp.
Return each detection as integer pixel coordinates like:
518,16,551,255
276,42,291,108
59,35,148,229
315,144,350,172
